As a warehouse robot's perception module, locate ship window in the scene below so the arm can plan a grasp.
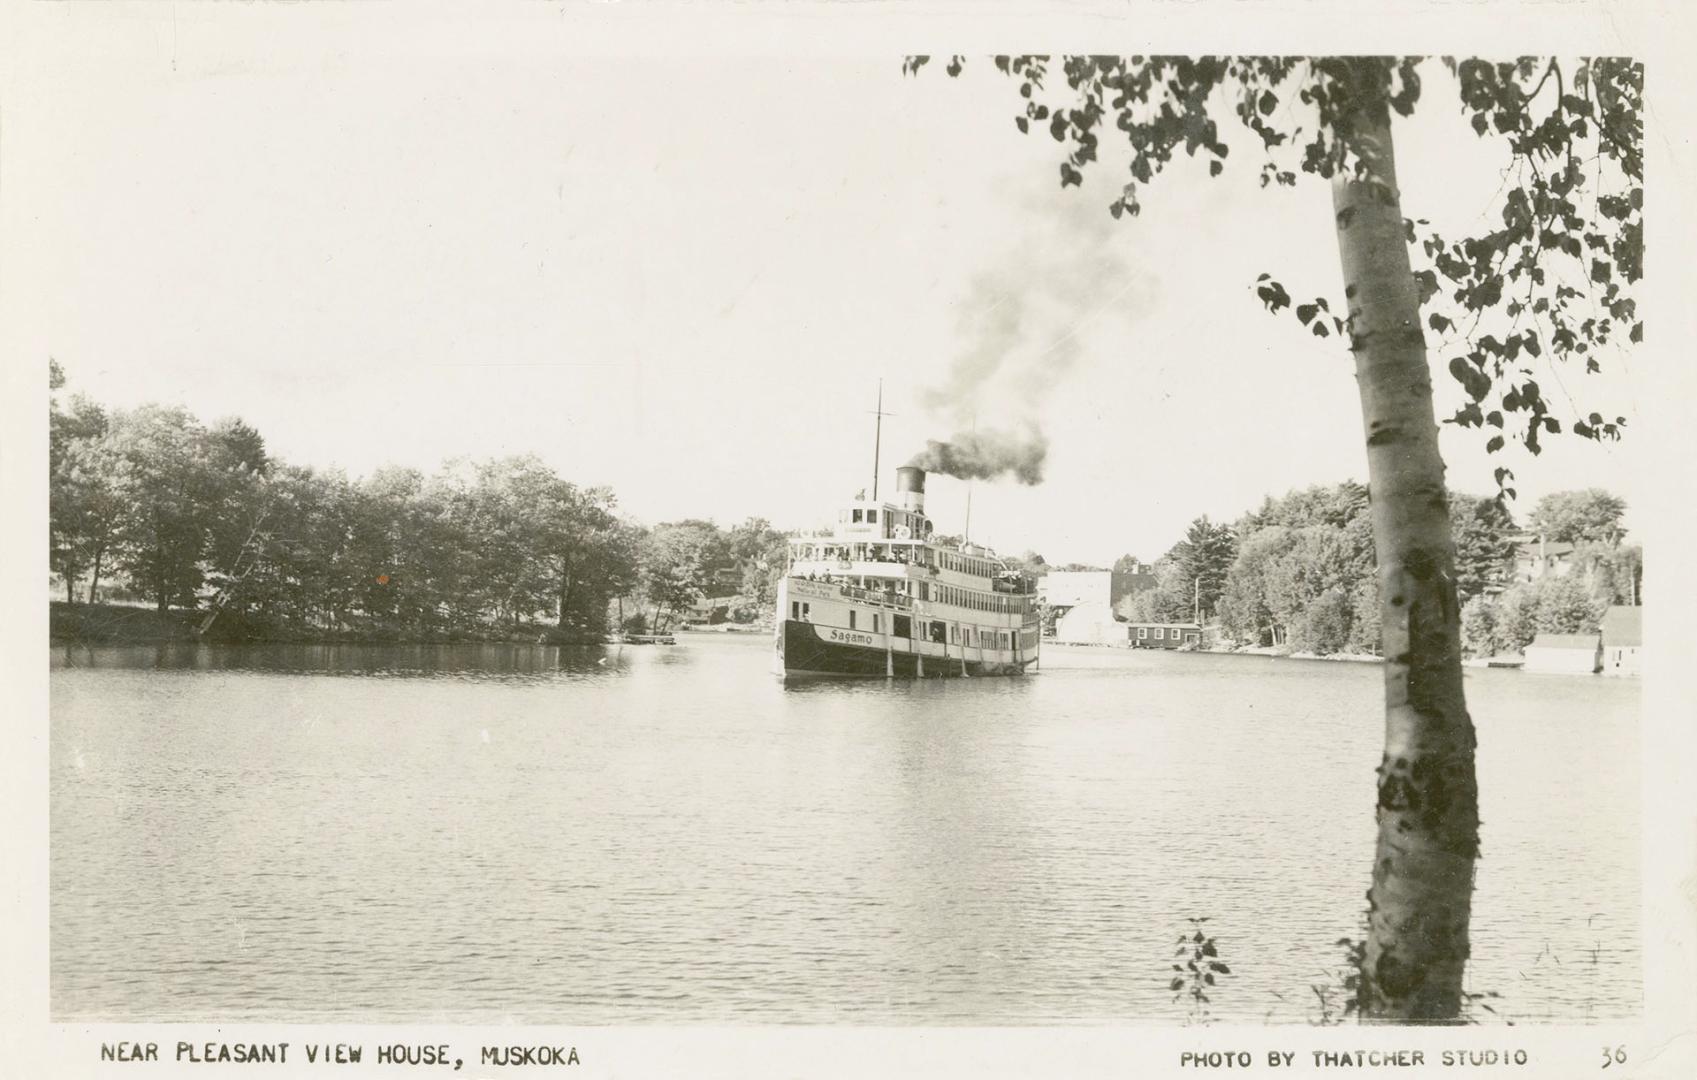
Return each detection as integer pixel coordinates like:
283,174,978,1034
852,509,863,523
791,601,799,620
802,603,811,621
893,614,910,638
867,509,878,523
849,611,857,630
873,614,880,633
951,625,959,644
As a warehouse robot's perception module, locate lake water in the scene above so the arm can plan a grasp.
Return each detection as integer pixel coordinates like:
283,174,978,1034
50,634,1640,1024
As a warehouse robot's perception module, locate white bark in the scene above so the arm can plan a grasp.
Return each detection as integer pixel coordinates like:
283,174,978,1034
1332,99,1480,1022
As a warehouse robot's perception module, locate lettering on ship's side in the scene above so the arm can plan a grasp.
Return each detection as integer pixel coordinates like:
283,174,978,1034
789,579,841,600
825,628,876,647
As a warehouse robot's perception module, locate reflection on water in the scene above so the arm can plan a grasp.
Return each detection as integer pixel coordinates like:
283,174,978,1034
50,636,1639,1023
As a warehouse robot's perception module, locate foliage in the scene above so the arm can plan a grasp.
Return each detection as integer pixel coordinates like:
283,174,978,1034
1192,480,1620,657
1575,541,1641,606
1529,488,1628,544
1449,493,1520,602
1308,937,1367,1025
907,55,1642,497
47,373,660,640
1169,516,1238,620
105,406,222,613
640,521,730,632
49,369,120,603
727,517,792,620
1213,485,1376,652
1459,571,1611,657
1119,555,1195,623
1170,918,1232,1025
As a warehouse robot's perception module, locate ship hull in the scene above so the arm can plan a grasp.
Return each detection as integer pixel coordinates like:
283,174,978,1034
777,619,1035,679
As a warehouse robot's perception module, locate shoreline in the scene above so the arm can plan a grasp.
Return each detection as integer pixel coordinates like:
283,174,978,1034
49,601,772,648
49,601,613,648
1042,640,1386,664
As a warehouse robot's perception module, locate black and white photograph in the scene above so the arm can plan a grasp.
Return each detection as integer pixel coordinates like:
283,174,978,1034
3,2,1694,1078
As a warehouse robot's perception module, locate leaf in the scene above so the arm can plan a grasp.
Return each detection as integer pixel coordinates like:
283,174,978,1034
1486,435,1504,453
1015,116,1029,134
1447,356,1491,402
1428,312,1453,334
1258,89,1276,116
1256,279,1291,315
1413,269,1440,306
1209,159,1223,177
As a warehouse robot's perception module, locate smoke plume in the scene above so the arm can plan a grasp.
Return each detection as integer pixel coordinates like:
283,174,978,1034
908,428,1047,486
912,183,1154,485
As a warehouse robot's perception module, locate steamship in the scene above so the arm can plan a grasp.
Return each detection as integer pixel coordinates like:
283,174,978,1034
773,465,1042,679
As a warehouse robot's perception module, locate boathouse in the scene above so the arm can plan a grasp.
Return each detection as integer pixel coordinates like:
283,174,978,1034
1126,622,1202,650
1523,632,1601,674
1599,605,1642,676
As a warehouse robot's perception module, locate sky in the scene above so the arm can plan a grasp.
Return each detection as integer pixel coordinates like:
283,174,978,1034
10,15,1646,566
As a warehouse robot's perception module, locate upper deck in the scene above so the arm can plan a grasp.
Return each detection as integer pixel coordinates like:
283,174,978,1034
785,466,1035,596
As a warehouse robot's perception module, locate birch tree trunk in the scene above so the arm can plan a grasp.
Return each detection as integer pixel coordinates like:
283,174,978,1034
1332,96,1480,1021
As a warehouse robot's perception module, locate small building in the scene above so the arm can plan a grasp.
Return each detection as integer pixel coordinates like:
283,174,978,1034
1053,602,1124,645
1126,622,1202,650
1513,537,1576,583
1523,632,1601,674
1599,605,1642,676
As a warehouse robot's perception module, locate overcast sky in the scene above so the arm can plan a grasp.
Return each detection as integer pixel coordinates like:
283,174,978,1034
11,13,1644,565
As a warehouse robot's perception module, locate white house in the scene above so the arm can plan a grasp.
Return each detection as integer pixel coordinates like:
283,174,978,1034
1522,632,1601,674
1599,605,1642,676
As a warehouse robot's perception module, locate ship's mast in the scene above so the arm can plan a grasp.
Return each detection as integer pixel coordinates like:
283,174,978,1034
869,379,894,501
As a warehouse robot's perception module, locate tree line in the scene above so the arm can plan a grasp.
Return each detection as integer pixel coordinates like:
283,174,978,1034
1110,483,1639,657
49,363,790,642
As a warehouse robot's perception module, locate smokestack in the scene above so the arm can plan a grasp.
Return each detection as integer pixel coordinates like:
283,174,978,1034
895,466,926,514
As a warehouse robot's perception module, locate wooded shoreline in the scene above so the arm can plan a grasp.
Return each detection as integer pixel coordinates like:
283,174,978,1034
49,601,615,647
